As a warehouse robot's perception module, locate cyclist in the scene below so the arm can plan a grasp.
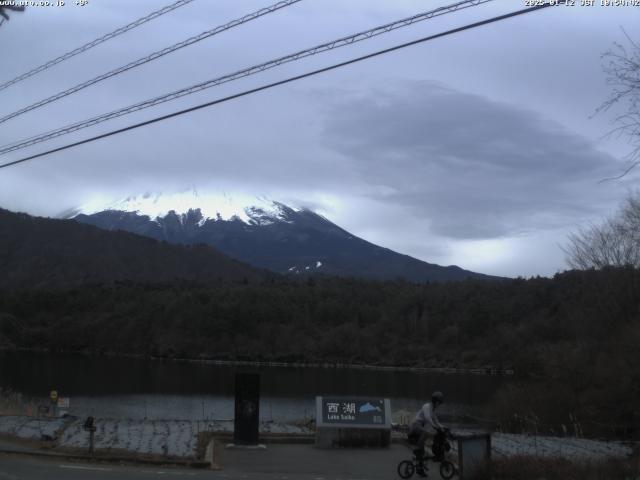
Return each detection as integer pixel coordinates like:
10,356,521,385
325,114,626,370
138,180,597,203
408,391,445,477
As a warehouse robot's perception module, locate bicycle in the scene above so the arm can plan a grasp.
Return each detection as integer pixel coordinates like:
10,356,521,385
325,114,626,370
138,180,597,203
397,428,458,479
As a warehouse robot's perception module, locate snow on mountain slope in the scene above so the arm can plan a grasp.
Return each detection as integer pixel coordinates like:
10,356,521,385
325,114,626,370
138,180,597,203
72,189,499,282
77,190,300,226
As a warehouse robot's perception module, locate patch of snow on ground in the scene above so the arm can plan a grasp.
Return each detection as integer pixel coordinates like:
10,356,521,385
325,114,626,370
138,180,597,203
0,416,69,440
57,418,199,458
0,416,632,461
491,433,632,461
1,416,313,459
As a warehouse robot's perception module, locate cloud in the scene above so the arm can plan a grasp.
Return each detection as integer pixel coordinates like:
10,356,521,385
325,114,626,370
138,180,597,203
321,81,619,240
1,1,636,276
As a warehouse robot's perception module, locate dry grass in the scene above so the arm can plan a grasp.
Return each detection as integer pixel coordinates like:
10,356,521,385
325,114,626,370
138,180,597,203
471,454,640,480
0,387,37,416
289,415,315,431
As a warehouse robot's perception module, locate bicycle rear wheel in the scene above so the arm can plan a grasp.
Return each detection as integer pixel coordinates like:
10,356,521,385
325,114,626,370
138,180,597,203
440,460,456,479
397,459,415,479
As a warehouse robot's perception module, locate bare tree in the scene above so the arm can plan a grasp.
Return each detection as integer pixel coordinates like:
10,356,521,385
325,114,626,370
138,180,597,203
566,192,640,269
597,32,640,181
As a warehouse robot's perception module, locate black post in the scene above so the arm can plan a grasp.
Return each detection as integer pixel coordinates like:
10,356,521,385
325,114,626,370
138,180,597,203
234,373,260,445
83,416,96,455
89,430,95,455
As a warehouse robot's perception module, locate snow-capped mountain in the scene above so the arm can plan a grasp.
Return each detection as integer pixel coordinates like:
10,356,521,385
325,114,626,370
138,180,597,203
76,191,298,226
70,191,497,282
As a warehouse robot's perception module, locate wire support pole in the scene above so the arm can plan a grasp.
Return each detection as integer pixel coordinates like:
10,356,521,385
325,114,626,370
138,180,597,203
0,3,557,170
0,0,196,92
0,0,496,154
0,0,303,125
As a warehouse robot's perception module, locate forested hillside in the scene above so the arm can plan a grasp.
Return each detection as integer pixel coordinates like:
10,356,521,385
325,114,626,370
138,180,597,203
0,208,262,288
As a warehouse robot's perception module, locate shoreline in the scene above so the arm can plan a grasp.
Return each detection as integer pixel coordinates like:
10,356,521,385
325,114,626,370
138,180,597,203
0,347,515,376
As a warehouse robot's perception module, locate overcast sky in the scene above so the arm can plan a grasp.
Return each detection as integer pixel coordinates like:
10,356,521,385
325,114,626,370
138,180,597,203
1,0,638,277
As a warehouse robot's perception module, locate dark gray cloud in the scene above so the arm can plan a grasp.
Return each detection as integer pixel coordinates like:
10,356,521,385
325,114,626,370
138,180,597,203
321,82,618,239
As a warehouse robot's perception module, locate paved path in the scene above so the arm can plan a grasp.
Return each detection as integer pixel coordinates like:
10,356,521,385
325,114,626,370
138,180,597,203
0,439,41,454
0,444,446,480
0,454,206,480
220,444,439,479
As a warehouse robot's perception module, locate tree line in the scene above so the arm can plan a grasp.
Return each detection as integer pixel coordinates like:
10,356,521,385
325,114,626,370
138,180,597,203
0,267,638,436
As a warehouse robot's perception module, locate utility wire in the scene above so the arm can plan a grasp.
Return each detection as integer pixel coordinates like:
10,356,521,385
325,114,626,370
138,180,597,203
0,0,496,155
0,3,557,170
0,0,196,92
0,0,303,125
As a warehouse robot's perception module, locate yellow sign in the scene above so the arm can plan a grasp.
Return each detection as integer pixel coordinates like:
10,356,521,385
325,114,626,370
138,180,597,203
50,390,58,401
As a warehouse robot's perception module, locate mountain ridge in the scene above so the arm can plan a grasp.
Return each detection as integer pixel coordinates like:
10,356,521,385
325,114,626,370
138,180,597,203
71,193,500,282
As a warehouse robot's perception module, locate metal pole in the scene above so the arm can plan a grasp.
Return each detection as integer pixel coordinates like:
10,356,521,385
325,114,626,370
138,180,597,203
89,429,94,455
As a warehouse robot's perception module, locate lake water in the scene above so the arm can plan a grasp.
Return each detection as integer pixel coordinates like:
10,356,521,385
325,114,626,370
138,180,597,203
0,352,507,422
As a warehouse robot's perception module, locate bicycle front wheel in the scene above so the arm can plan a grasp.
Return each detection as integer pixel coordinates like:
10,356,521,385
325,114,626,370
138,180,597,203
397,459,415,479
440,460,456,479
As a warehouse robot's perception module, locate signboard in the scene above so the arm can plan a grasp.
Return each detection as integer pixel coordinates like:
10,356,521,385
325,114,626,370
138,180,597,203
233,373,260,445
50,390,58,401
316,397,391,429
57,397,70,408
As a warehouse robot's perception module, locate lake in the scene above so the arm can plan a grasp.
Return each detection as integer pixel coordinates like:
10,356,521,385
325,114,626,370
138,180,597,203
0,352,507,422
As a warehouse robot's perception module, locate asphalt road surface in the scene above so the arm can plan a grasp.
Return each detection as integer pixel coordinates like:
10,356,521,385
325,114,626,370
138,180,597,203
0,444,448,480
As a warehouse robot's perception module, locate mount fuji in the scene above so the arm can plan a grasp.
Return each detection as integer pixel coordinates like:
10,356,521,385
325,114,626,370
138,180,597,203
69,191,497,282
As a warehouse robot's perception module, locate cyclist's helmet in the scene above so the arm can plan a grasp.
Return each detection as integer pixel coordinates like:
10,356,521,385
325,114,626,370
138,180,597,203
432,391,444,404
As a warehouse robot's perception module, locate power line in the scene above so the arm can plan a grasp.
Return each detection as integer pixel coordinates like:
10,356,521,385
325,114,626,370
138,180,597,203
0,0,496,156
0,3,557,171
0,0,303,125
0,0,196,92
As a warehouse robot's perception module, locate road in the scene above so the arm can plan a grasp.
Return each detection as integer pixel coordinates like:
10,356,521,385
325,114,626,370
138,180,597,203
0,444,447,480
0,455,205,480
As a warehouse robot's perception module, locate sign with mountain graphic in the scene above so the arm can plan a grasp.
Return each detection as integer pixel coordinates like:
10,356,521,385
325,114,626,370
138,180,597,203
316,397,390,427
